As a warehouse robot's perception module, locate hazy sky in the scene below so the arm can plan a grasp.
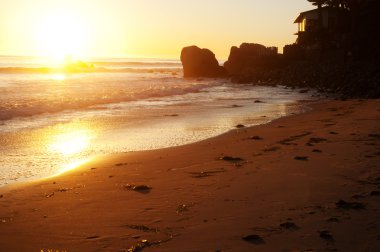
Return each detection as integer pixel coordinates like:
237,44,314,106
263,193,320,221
0,0,313,59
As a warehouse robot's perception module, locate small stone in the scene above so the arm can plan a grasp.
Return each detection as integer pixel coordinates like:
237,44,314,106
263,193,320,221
232,104,243,108
236,124,245,128
124,184,152,193
45,192,54,198
294,156,308,161
124,224,158,233
176,204,189,214
57,188,70,192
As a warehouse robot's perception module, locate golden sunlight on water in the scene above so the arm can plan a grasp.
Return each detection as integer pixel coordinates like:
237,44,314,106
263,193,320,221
53,158,93,177
46,123,96,175
50,74,66,81
49,130,91,155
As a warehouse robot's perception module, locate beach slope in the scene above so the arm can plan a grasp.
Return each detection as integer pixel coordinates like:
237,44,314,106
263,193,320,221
0,99,379,251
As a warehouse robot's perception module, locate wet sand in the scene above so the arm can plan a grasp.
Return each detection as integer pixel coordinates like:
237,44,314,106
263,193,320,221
0,99,379,251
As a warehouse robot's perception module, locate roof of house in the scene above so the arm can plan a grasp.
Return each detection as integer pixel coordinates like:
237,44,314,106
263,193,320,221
294,7,331,23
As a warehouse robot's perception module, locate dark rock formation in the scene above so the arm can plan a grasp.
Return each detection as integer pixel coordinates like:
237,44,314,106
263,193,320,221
180,46,226,78
224,43,279,76
179,42,380,98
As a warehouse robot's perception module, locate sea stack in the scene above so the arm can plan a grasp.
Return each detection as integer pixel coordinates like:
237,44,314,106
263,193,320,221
180,46,226,78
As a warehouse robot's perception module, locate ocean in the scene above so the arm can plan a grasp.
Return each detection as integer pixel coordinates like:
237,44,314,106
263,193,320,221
0,55,318,186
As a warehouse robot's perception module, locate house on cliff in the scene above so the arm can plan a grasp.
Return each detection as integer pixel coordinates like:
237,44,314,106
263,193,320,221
294,7,347,46
284,6,349,60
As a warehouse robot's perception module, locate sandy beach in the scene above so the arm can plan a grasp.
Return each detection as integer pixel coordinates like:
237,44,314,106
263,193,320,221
0,99,379,252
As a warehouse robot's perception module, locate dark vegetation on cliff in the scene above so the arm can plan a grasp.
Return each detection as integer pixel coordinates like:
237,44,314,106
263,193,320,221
180,0,380,98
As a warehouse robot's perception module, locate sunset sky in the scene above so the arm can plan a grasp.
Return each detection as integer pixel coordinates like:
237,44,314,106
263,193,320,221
0,0,313,60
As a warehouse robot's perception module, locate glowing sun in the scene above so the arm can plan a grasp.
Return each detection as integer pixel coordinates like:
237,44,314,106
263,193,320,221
35,12,89,63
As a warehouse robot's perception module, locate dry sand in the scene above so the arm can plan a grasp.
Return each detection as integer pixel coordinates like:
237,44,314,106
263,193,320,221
0,99,379,252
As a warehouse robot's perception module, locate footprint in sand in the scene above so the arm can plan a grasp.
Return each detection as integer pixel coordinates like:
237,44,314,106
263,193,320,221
326,217,340,223
294,156,308,161
279,221,299,231
306,138,327,146
370,191,380,197
242,234,265,244
250,136,263,140
335,200,365,210
85,235,100,240
263,146,281,152
319,230,334,242
219,156,244,163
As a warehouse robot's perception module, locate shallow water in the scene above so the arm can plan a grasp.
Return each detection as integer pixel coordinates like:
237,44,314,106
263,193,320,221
0,57,319,186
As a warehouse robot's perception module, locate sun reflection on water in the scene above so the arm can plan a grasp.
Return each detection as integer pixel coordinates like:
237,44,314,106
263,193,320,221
49,130,91,155
46,123,96,175
55,158,93,176
50,74,66,81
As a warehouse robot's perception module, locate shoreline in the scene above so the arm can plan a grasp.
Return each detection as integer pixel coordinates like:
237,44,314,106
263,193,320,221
0,99,379,251
0,98,316,190
0,86,317,188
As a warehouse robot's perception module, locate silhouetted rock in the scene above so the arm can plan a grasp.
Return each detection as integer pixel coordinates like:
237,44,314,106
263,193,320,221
224,43,279,76
180,46,226,78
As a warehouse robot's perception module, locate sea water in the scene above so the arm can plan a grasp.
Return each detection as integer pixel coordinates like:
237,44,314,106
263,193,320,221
0,56,318,186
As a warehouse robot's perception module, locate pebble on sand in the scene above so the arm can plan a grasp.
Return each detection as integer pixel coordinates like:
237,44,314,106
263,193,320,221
124,184,152,193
